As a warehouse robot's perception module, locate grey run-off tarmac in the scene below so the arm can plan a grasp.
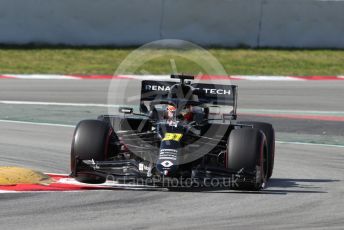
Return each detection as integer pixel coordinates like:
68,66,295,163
0,79,343,229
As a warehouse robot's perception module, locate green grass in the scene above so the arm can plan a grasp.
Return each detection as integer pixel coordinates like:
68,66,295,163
0,47,344,75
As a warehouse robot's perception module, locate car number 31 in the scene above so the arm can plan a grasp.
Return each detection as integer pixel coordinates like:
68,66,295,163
162,133,183,141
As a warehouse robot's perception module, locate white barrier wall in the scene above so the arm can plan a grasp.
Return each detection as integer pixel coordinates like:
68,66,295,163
0,0,343,48
161,0,261,47
259,0,344,48
0,0,162,45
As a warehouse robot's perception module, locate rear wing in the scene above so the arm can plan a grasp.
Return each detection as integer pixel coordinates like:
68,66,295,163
140,80,238,119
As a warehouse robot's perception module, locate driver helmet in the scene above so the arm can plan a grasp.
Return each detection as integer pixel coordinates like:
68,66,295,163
167,105,176,120
167,105,193,121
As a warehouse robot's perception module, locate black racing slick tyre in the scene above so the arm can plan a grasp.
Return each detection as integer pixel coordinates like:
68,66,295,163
227,128,268,190
240,121,275,179
70,120,114,184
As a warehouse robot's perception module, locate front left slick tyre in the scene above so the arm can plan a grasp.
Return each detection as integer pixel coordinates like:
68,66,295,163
70,120,114,184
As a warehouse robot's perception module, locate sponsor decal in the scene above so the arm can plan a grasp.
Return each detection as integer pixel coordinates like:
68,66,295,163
145,85,171,91
144,84,230,95
201,88,231,95
140,80,236,107
160,160,174,168
159,149,178,160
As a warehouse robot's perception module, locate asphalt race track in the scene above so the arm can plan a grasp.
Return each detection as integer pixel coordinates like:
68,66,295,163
0,79,343,229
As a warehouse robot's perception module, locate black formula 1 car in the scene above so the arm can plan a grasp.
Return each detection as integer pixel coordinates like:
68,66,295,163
70,75,275,190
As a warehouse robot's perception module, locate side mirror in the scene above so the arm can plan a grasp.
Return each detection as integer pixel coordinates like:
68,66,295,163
208,106,221,115
119,107,133,114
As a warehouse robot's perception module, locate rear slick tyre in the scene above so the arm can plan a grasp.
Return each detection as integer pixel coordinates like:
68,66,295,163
240,121,275,179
